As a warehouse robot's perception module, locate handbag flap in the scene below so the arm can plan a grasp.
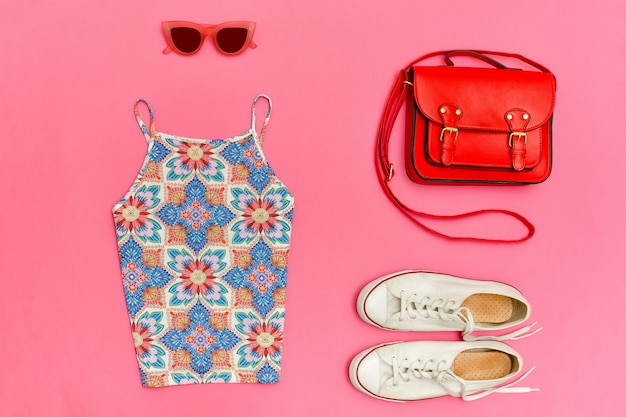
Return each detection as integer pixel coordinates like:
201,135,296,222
411,66,556,131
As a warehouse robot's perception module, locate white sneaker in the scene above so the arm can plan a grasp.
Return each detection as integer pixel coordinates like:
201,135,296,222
357,270,539,341
349,340,537,401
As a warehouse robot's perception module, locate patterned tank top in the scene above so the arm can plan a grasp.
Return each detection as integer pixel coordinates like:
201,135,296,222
112,96,294,387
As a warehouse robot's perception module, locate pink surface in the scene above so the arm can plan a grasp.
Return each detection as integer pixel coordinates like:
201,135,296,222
1,0,624,415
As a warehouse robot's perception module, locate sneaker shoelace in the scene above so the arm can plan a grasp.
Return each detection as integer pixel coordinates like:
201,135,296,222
398,290,542,341
391,355,538,401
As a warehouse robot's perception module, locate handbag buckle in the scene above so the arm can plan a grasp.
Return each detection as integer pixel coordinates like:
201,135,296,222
508,132,527,147
439,127,459,142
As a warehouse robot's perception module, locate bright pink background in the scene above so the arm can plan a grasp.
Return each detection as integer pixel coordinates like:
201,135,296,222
1,0,624,415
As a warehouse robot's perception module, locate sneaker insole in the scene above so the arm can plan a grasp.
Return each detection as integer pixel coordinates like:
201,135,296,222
460,293,513,324
453,351,512,381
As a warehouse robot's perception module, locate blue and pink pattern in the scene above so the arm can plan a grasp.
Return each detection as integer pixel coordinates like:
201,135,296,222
113,98,293,387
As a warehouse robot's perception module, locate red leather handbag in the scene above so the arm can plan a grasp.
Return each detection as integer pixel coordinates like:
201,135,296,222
376,50,556,242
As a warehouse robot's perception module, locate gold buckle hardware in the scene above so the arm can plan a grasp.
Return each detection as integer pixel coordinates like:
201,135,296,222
440,127,459,142
387,164,395,181
509,132,527,147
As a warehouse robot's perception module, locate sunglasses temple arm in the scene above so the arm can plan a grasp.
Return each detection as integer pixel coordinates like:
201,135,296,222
162,45,173,54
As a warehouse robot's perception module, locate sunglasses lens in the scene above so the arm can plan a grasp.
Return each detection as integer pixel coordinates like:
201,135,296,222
215,27,248,53
170,27,202,53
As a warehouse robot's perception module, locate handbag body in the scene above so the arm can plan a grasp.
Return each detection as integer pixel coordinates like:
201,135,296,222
376,50,556,242
404,52,556,184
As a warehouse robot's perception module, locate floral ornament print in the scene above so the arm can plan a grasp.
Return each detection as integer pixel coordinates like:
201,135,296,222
160,303,240,375
233,310,284,383
230,186,292,245
119,238,173,315
237,310,284,362
165,247,230,307
132,311,168,370
221,137,273,193
223,240,288,316
156,177,236,253
114,185,163,243
165,139,226,183
113,99,293,387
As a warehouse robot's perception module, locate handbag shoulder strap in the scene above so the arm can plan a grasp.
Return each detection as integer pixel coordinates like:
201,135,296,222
375,68,535,243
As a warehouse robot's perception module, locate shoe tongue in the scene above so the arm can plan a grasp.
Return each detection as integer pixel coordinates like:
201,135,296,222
387,290,400,316
380,353,395,384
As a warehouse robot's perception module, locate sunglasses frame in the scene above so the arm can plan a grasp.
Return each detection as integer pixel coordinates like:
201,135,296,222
162,21,257,56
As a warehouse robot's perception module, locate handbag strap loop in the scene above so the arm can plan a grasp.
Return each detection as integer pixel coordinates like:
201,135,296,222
406,50,553,74
444,50,509,69
375,65,535,243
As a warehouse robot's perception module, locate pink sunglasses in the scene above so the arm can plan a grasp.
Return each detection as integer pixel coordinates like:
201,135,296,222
162,21,257,56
